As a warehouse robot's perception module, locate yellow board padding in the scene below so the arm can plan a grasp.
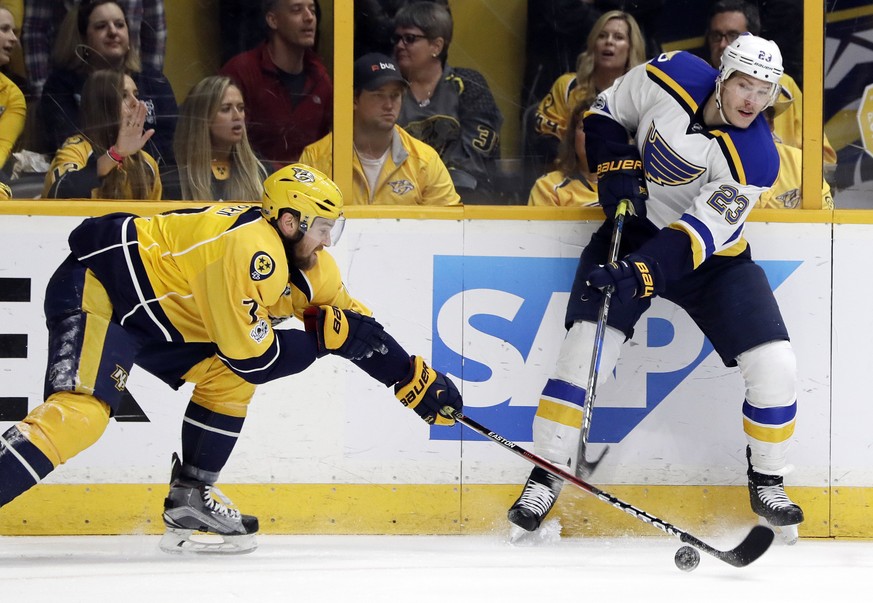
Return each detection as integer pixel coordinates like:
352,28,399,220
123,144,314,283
831,487,873,537
0,483,837,538
0,199,855,224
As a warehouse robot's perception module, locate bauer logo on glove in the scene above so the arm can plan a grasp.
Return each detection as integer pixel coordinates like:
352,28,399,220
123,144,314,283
303,305,389,360
587,254,663,302
394,356,462,426
596,158,643,177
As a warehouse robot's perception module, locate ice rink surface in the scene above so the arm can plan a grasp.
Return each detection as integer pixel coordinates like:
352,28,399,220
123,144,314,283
2,527,871,602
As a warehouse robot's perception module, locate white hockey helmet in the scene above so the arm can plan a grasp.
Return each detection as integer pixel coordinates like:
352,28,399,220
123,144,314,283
718,33,783,107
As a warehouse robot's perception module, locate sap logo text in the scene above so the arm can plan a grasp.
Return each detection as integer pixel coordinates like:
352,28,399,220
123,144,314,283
429,255,800,442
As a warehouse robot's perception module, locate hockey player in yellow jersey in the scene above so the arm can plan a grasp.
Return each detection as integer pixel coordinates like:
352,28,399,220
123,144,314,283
0,164,463,554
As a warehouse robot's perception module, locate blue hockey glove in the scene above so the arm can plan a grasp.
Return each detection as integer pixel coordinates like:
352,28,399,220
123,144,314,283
394,356,462,426
586,254,663,302
303,305,389,360
596,150,648,220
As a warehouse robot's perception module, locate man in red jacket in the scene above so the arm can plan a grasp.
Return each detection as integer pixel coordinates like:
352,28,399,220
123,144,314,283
220,0,333,167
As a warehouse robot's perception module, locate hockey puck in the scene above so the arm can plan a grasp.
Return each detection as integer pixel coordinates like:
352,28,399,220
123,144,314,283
674,545,700,571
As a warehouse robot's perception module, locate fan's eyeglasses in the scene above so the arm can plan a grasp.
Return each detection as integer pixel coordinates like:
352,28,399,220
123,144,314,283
391,33,429,46
707,30,741,44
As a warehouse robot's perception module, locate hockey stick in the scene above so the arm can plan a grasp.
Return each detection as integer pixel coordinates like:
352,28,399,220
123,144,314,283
574,199,629,478
448,408,774,568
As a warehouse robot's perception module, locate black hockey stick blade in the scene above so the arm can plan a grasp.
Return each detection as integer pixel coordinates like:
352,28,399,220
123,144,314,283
445,408,776,569
575,444,609,479
681,524,774,568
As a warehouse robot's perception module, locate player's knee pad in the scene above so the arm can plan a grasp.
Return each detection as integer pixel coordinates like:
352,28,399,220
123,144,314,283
184,355,256,417
736,340,797,408
19,392,110,466
553,320,623,388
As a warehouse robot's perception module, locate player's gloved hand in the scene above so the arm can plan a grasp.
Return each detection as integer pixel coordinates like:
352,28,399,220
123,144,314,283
394,356,462,426
586,254,663,302
303,305,389,360
596,150,648,219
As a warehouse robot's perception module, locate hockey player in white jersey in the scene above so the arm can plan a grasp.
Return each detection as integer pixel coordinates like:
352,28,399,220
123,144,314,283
508,34,804,543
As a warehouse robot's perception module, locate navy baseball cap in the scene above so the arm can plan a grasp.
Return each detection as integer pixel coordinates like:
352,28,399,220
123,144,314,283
354,53,409,91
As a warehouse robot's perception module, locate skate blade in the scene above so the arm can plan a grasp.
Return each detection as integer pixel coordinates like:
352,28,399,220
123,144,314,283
508,518,563,546
508,524,531,544
758,517,799,545
159,528,257,555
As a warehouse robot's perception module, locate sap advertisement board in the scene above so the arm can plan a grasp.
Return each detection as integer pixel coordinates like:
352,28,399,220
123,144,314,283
0,213,847,489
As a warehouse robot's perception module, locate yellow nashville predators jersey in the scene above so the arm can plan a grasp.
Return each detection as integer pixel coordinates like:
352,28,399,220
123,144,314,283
68,205,368,383
527,170,599,207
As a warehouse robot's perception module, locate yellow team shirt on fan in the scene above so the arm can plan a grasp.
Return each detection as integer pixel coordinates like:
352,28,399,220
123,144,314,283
301,125,459,206
535,73,595,140
527,170,600,207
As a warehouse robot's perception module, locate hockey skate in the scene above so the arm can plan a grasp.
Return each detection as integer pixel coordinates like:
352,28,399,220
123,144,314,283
508,466,564,538
159,453,259,554
747,447,804,545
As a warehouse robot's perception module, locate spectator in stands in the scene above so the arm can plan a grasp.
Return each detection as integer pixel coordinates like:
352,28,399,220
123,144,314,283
703,0,836,172
36,1,176,164
0,4,26,173
528,100,598,208
521,0,664,109
220,0,332,168
532,11,645,170
23,0,166,100
393,1,502,204
301,52,459,206
43,68,161,199
354,0,448,58
757,105,833,210
167,76,269,202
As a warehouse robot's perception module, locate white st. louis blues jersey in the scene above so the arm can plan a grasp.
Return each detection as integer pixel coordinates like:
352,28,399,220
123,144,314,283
589,51,779,269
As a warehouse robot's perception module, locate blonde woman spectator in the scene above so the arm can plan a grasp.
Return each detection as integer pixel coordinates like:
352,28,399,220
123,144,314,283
167,76,268,201
535,11,646,147
528,100,598,208
0,4,25,172
43,69,160,199
37,1,176,164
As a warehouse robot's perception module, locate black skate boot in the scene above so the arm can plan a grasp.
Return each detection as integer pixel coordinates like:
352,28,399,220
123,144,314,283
747,446,803,545
508,466,564,532
159,453,259,554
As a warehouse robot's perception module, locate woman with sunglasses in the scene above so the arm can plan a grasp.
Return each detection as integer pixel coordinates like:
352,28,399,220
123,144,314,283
392,1,502,204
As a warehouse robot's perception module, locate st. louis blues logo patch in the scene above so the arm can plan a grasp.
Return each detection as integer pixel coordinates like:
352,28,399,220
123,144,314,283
642,123,705,186
250,252,275,280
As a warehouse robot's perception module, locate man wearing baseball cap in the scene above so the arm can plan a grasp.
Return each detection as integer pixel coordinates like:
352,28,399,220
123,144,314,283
300,53,459,205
